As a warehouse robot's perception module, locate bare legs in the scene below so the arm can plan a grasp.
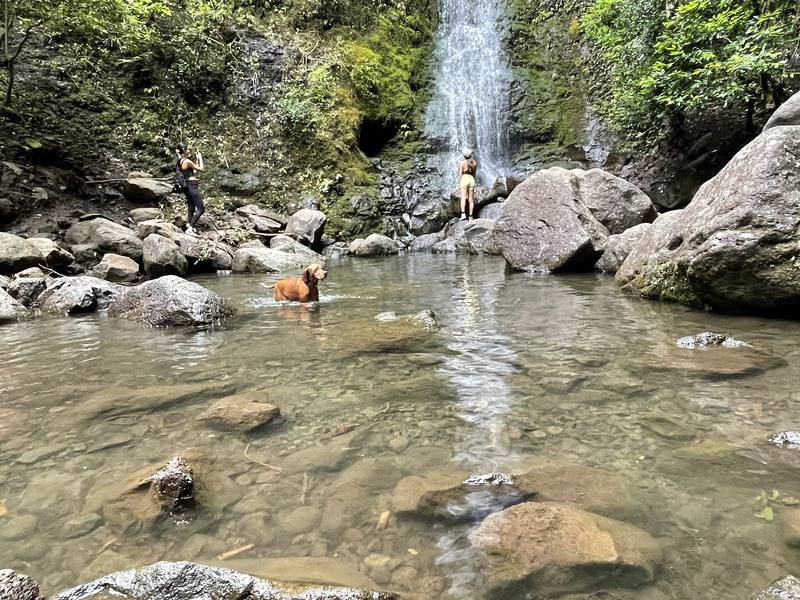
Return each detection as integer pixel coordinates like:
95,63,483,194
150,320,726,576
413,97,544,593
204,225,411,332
460,186,475,219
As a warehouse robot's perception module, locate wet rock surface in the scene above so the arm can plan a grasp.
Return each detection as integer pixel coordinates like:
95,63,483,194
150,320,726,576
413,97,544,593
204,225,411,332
0,287,28,323
469,502,661,597
676,332,750,348
768,432,800,449
35,276,120,314
146,457,194,515
108,275,235,326
0,569,46,600
55,561,398,600
616,125,800,315
751,576,800,600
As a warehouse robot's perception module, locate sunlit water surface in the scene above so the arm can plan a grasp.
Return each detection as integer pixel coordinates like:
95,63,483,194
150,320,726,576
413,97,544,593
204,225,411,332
2,254,800,599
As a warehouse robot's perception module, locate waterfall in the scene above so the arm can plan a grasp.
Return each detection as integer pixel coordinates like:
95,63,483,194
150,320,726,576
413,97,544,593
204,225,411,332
424,0,512,189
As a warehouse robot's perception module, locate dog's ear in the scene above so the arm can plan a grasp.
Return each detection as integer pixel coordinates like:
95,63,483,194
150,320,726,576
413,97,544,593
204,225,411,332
301,267,311,284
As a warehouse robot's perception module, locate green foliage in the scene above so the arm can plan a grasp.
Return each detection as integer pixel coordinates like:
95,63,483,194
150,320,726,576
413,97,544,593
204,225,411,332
582,0,800,140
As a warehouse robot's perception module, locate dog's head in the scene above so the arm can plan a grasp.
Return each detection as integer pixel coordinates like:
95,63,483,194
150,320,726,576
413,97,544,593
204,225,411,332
301,263,327,285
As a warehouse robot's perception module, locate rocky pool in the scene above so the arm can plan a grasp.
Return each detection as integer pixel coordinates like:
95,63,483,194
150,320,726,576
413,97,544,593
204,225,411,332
2,254,800,599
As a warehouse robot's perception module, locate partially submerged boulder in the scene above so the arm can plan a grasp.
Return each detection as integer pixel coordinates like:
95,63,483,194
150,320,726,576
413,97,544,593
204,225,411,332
0,287,28,324
92,253,140,283
35,276,120,315
350,233,399,257
676,332,750,348
491,168,610,272
56,561,398,600
0,232,43,275
65,217,143,263
146,457,194,515
469,502,661,597
232,246,307,273
596,223,651,274
616,126,800,315
751,576,800,600
142,234,188,277
108,275,235,327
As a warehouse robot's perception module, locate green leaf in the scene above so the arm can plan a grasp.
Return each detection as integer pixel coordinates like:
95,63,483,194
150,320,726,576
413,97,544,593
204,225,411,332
755,506,774,521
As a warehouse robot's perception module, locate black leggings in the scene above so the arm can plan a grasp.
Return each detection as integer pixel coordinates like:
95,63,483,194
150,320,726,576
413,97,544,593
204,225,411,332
184,181,205,227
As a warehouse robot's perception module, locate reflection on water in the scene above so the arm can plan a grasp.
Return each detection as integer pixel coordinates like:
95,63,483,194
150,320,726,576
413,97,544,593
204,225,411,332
1,255,800,599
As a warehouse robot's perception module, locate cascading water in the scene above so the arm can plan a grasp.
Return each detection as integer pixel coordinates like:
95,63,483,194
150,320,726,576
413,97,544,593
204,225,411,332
424,0,512,189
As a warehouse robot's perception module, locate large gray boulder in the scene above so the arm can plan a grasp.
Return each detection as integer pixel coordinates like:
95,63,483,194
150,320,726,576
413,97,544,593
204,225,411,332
431,219,498,255
92,253,140,282
7,268,47,307
469,502,661,597
235,205,282,233
142,234,188,277
764,91,800,131
232,246,308,273
285,208,326,248
491,167,610,272
137,221,234,272
350,233,399,257
35,276,121,314
108,276,235,327
56,561,398,600
576,168,658,234
596,223,652,274
616,126,800,315
0,232,43,275
269,234,325,263
0,288,28,323
123,178,173,204
26,238,74,268
65,218,143,263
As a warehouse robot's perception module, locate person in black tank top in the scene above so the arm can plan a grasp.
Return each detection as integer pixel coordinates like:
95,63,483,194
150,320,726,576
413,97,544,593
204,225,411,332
175,142,205,235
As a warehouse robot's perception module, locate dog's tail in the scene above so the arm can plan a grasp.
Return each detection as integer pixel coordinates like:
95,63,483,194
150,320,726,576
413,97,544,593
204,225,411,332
259,282,276,290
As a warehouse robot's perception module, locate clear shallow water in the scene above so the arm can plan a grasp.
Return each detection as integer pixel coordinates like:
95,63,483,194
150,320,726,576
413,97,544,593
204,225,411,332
1,254,800,598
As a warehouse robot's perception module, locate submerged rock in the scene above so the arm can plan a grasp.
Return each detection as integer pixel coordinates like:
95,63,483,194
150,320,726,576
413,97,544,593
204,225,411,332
616,126,800,315
56,561,397,600
676,332,751,348
0,569,46,600
768,432,800,449
108,275,235,327
469,502,661,597
196,394,280,432
751,576,800,600
35,276,120,314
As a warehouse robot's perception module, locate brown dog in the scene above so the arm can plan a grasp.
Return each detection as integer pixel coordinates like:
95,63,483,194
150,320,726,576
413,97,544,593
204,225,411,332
272,263,327,302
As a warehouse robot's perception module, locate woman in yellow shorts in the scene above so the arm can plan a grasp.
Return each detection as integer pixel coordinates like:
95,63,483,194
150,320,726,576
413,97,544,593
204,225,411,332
458,148,478,220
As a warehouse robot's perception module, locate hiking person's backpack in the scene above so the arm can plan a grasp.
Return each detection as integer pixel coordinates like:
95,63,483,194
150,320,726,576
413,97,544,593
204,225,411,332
172,158,189,193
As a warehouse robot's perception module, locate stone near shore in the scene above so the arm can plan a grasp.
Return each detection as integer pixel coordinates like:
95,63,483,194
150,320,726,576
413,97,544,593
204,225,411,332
142,233,188,277
270,234,325,263
0,287,28,323
108,275,235,327
468,502,661,598
196,394,280,432
123,177,173,204
56,561,397,600
431,218,498,255
350,233,399,256
232,246,308,273
26,237,74,268
35,276,120,315
285,208,326,248
92,253,140,282
0,569,46,600
616,126,800,315
596,223,651,274
7,268,47,307
129,207,161,222
0,232,43,275
65,217,143,264
146,457,194,515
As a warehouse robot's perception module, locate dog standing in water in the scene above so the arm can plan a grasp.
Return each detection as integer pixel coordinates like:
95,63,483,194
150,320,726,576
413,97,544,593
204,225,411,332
272,264,327,302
